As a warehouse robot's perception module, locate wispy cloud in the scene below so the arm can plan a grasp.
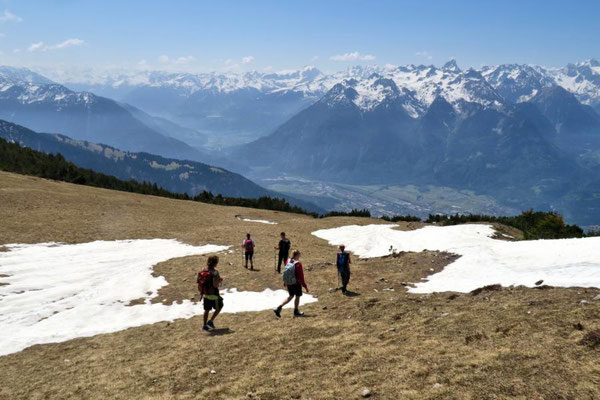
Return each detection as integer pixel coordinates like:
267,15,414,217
157,55,195,67
242,56,255,64
27,42,44,52
175,55,195,65
0,10,22,23
28,38,85,52
330,51,375,62
49,38,85,50
416,50,433,60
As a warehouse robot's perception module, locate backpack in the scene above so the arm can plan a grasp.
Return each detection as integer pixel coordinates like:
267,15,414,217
282,260,298,285
337,252,349,270
197,269,213,295
244,239,254,252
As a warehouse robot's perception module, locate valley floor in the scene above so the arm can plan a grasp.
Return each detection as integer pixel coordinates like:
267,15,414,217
0,171,599,399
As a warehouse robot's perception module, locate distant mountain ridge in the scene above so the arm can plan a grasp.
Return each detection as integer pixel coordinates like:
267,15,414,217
33,59,600,146
0,119,320,205
0,67,207,161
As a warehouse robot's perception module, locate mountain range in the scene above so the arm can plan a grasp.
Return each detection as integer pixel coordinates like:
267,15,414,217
1,60,600,225
0,66,207,161
38,59,600,146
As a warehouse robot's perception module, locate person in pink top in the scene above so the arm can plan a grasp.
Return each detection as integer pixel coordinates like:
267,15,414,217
274,249,309,318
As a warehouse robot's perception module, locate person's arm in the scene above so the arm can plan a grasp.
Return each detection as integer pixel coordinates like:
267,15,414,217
295,263,308,292
213,270,222,287
348,253,351,264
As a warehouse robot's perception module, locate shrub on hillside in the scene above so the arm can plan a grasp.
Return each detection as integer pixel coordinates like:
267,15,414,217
426,210,586,239
320,208,371,218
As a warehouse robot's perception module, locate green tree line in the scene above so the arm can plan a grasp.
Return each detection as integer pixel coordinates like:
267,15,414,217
0,138,316,216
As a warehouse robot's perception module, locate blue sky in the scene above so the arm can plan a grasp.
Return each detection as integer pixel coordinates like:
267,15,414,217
0,0,599,72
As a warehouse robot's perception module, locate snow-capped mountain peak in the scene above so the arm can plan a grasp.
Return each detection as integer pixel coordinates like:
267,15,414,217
442,59,461,72
0,66,55,85
321,74,424,116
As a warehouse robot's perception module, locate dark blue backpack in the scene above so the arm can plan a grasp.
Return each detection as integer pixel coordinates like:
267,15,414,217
337,252,349,271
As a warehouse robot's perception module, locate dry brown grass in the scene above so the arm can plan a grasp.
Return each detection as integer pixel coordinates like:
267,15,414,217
1,171,599,400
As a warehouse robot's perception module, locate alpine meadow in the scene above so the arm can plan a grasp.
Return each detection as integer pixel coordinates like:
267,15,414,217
1,1,600,399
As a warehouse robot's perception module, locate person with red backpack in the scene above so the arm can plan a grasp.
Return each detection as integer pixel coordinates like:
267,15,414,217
336,244,352,295
274,249,309,318
242,233,255,270
197,255,223,332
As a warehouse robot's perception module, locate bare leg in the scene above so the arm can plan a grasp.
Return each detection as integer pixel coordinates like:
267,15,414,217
294,295,300,310
211,306,222,321
279,295,294,308
203,310,210,326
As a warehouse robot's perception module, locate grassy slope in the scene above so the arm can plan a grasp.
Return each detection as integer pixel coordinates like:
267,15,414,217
0,171,599,400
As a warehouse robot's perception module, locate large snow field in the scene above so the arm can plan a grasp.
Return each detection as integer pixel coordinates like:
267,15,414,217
313,224,600,293
0,239,316,356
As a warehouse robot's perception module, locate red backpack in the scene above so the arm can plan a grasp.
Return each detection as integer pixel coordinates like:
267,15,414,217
244,239,254,252
197,269,213,295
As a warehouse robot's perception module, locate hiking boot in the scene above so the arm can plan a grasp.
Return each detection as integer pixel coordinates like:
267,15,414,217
202,325,211,332
293,309,304,317
274,306,282,318
207,320,215,329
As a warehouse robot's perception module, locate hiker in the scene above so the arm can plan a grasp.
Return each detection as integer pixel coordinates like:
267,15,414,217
242,233,255,270
274,249,309,318
197,255,224,332
337,245,351,294
274,231,291,273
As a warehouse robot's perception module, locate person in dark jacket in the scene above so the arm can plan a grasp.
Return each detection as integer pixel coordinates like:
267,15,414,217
274,249,309,318
336,245,351,294
274,232,291,273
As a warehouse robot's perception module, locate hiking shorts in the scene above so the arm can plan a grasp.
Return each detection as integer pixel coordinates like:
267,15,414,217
245,251,254,262
287,283,303,297
203,295,223,311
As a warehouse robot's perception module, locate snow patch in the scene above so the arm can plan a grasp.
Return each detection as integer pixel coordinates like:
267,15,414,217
0,239,313,356
313,224,600,293
236,216,278,225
